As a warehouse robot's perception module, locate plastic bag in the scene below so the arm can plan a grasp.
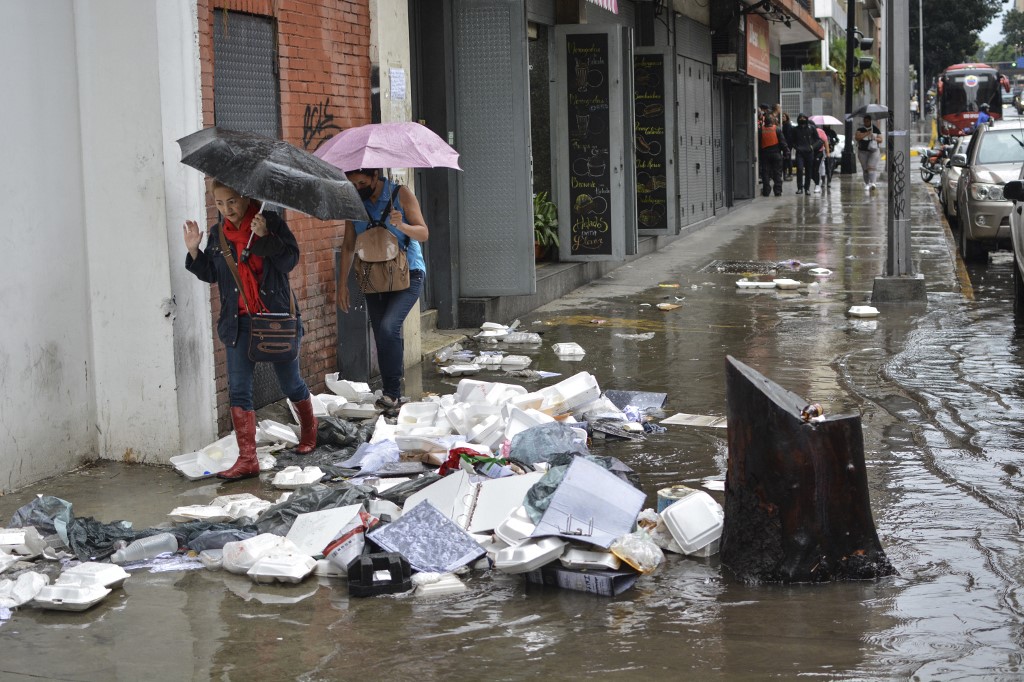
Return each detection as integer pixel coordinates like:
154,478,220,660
509,422,590,465
610,529,665,575
187,529,258,552
8,496,74,543
337,439,400,473
0,572,49,608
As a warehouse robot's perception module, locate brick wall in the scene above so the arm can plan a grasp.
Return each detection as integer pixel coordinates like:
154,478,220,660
198,0,371,432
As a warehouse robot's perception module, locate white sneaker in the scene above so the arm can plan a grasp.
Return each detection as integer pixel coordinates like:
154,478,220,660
865,184,871,192
813,186,821,194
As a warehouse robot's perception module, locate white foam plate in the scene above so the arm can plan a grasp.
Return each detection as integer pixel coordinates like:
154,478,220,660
772,278,802,290
56,563,130,590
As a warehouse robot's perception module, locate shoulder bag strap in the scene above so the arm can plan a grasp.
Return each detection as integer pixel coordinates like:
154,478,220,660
217,223,295,317
387,183,412,250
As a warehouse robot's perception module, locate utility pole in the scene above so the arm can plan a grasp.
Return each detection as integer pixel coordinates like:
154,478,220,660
841,10,857,174
872,0,927,303
919,0,925,129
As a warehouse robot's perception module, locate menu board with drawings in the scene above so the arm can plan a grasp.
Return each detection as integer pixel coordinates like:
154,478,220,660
634,54,668,231
566,33,613,256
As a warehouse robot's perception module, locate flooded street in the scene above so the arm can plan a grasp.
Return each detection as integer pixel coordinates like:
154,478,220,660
3,175,1024,680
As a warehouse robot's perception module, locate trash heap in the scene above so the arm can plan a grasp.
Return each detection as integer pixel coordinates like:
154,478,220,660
1,331,728,615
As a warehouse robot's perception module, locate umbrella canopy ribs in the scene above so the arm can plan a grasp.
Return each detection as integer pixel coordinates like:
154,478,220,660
720,356,896,584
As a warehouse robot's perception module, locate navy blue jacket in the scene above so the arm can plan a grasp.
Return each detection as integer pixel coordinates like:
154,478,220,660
185,210,302,347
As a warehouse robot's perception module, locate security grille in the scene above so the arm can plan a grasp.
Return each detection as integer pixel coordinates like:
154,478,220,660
699,259,779,274
213,11,283,409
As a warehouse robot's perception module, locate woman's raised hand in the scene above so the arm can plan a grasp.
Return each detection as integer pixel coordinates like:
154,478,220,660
183,220,203,257
251,214,268,237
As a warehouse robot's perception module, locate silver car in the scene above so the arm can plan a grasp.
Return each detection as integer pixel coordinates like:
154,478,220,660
938,135,970,223
952,120,1024,260
1002,178,1024,312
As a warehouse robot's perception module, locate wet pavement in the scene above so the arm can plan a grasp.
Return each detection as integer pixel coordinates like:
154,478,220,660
4,172,1024,680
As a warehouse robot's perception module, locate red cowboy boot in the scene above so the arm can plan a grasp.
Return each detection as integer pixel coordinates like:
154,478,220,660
218,407,260,481
294,397,318,454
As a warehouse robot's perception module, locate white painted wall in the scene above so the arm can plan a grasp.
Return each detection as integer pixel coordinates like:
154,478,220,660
0,2,95,490
74,0,209,463
0,1,210,492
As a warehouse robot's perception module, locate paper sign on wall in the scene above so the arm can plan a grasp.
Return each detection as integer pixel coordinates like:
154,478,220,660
390,68,406,100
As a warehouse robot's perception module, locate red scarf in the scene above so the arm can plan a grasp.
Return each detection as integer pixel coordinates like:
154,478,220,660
222,202,269,315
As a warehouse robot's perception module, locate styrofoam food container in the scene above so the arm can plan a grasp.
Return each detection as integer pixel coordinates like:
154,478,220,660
551,342,586,357
272,466,324,489
57,563,130,589
440,363,482,376
0,526,46,556
559,547,622,571
397,402,440,424
504,407,556,441
540,372,601,415
167,505,233,524
848,305,880,318
258,420,300,445
337,403,378,419
223,534,302,574
501,355,532,370
736,279,776,289
32,584,111,612
314,558,345,578
494,536,567,574
661,490,725,554
480,322,508,331
199,549,224,570
247,552,317,584
414,573,467,597
772,278,802,290
325,374,373,400
494,506,537,546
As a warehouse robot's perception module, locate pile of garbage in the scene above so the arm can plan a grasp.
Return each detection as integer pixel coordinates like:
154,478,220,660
1,335,728,615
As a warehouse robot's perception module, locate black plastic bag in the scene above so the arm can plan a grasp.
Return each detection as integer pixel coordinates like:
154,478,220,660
254,483,372,536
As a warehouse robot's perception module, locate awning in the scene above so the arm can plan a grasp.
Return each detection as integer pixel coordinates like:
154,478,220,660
585,0,618,13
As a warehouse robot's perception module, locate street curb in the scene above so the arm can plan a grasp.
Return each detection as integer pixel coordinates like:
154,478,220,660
927,184,973,300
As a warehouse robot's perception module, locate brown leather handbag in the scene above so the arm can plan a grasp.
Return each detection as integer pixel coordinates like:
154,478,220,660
353,184,411,294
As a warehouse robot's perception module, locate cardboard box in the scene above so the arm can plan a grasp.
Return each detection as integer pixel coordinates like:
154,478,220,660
525,565,639,596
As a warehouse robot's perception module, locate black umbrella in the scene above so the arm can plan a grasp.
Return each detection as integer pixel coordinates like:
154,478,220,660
846,103,889,121
176,127,368,221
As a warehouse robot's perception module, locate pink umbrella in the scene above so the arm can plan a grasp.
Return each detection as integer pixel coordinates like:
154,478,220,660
809,115,843,126
314,121,461,172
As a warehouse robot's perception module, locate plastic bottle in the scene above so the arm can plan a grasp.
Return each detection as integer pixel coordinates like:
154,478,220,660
110,532,179,564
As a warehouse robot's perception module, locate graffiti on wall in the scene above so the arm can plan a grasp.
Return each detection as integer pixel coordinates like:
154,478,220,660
303,99,343,150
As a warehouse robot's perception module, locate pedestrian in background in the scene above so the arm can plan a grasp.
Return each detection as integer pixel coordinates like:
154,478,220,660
339,169,429,412
759,113,788,197
854,115,883,191
183,181,319,481
792,114,823,195
814,126,830,193
781,112,796,180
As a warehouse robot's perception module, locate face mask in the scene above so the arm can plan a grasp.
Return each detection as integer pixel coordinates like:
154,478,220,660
357,182,375,200
798,119,807,125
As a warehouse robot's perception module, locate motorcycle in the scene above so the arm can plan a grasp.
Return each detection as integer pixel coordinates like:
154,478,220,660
920,143,951,183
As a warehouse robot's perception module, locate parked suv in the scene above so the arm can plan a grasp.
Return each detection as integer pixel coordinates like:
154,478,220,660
939,135,970,225
1002,178,1024,313
952,120,1024,260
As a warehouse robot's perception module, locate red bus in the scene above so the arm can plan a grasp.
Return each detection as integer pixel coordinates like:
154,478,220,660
936,63,1010,136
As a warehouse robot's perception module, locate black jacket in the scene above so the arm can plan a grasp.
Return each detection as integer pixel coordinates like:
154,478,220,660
793,121,822,153
185,210,302,347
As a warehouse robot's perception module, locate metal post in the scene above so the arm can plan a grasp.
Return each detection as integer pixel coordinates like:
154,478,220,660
886,0,912,278
841,10,857,174
919,0,925,131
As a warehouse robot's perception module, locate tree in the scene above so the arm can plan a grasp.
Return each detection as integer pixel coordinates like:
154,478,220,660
1003,9,1024,50
909,0,1004,86
984,41,1017,62
830,35,882,96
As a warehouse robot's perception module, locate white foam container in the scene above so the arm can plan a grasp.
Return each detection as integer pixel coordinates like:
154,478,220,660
0,526,46,556
494,536,567,574
314,558,345,578
57,562,130,589
32,584,111,612
272,466,324,490
414,573,467,597
167,505,233,524
559,547,622,571
539,372,601,415
337,403,378,419
661,490,725,554
736,279,776,289
325,374,374,401
848,305,880,318
503,407,556,441
551,342,586,357
440,363,482,376
247,551,317,584
501,355,532,370
494,506,537,546
199,550,224,570
222,534,302,575
772,278,802,290
397,402,440,425
257,420,300,445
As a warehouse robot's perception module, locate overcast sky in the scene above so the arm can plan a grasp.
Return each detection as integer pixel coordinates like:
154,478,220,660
980,7,1006,47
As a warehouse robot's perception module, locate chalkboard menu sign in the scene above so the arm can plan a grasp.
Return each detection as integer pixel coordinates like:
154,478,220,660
634,54,668,231
566,33,613,256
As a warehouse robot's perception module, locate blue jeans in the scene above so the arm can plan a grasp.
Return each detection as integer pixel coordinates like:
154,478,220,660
365,270,424,399
226,316,310,411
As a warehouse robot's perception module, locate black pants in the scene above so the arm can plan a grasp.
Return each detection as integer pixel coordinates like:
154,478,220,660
796,149,818,191
760,150,784,196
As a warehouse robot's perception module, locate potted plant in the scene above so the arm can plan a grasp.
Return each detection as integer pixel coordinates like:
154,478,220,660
533,191,559,260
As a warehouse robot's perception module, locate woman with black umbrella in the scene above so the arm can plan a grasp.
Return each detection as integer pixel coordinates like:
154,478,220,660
182,181,319,480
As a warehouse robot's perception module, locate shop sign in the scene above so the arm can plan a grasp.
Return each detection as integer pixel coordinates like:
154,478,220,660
746,13,770,83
